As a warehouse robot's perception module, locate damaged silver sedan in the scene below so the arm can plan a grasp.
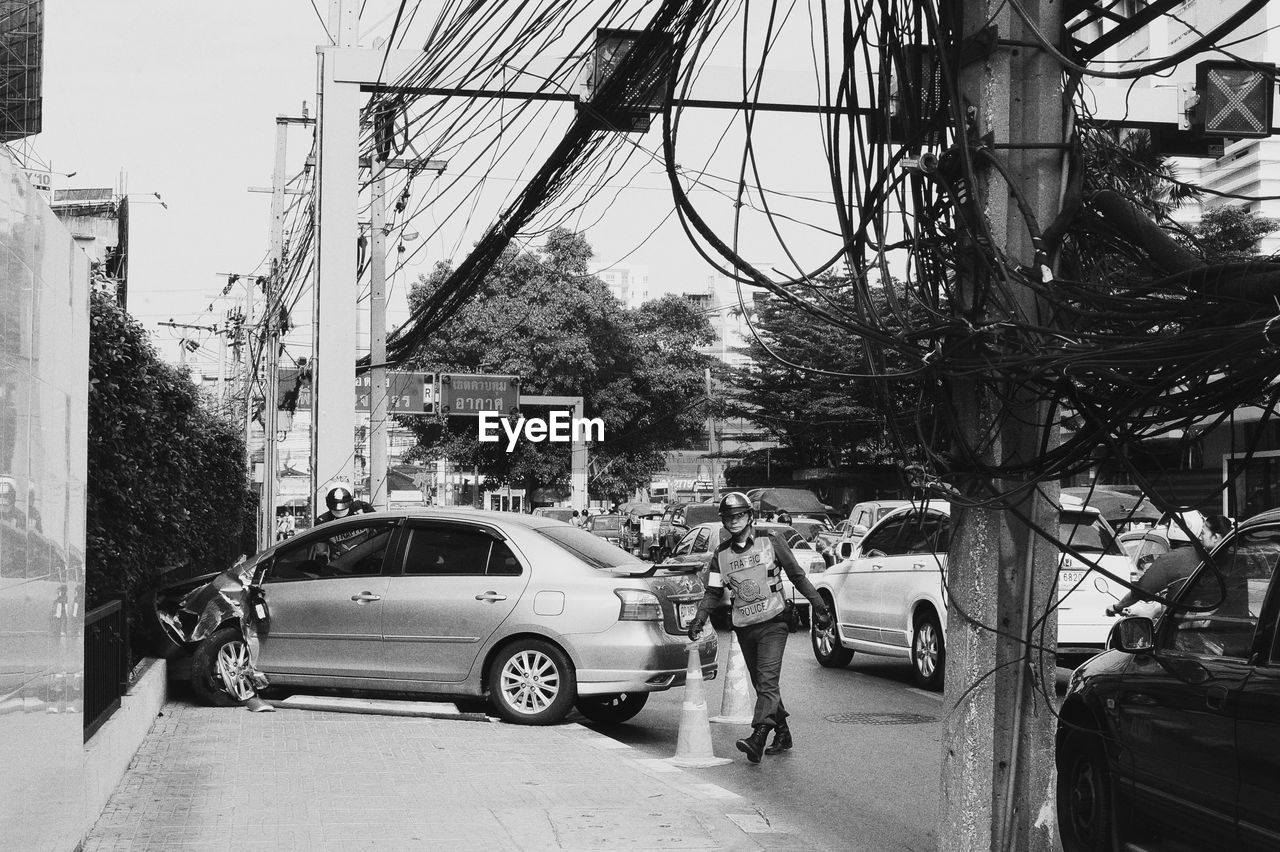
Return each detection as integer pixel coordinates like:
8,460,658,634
148,508,717,725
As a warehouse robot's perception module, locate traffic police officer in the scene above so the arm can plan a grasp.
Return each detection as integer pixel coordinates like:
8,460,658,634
686,492,832,763
314,484,375,526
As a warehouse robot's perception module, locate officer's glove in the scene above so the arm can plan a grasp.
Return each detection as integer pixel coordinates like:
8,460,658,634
813,608,833,631
686,618,706,641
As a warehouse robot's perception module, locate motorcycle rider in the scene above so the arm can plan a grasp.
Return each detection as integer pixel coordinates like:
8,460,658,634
685,492,832,763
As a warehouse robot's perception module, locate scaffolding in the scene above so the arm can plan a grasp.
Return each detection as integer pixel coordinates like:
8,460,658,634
0,0,41,142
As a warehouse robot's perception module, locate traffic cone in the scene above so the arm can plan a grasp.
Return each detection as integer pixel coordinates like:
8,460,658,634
709,629,754,724
667,643,732,767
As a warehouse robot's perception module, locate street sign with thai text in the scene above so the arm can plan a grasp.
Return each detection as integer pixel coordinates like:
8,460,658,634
438,373,520,416
356,371,436,415
277,370,436,415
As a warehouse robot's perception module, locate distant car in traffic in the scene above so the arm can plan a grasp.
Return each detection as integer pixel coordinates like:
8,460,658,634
788,517,831,543
147,509,717,726
583,513,625,547
654,501,722,558
810,497,1127,689
825,499,916,557
1056,508,1280,851
531,506,575,524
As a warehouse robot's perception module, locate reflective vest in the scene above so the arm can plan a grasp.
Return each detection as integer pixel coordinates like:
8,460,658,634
715,534,786,627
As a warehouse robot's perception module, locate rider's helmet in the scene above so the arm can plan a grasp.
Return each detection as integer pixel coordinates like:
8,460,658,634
718,491,753,522
325,485,355,513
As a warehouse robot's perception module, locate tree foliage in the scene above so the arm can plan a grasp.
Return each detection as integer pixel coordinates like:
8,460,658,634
87,289,253,614
726,280,930,472
402,229,714,504
1182,204,1280,262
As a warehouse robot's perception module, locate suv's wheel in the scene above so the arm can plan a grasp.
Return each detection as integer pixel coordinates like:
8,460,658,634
575,692,649,724
811,595,853,668
191,626,255,707
1057,729,1114,852
911,609,945,690
489,639,576,725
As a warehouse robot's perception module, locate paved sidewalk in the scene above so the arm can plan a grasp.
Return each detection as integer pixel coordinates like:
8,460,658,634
82,701,824,851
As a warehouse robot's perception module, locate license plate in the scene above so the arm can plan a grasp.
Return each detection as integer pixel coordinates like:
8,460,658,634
1059,569,1086,588
678,603,697,628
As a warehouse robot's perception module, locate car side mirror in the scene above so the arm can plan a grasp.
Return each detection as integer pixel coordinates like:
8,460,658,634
850,524,868,537
1108,616,1155,654
836,542,854,560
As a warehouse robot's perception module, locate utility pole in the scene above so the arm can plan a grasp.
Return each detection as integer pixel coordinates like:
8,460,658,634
241,273,257,479
939,2,1065,851
366,155,445,510
705,367,719,500
368,157,389,510
250,111,315,543
258,117,291,547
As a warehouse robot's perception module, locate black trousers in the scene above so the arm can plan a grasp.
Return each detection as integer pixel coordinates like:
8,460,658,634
734,618,790,729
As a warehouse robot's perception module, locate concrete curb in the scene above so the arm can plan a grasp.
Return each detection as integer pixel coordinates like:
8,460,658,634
268,693,492,721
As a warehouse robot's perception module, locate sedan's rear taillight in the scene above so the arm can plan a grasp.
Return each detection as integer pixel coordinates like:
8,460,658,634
615,589,662,621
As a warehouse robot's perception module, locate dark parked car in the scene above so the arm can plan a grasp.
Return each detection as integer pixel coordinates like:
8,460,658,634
1056,508,1280,851
148,509,717,726
584,513,625,547
655,502,721,557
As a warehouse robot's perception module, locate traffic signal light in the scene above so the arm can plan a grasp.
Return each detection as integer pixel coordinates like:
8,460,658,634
1195,60,1275,139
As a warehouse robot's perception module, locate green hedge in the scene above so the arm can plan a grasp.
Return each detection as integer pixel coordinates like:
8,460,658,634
86,290,254,622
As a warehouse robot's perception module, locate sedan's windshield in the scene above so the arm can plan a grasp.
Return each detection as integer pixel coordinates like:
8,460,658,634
591,517,623,531
536,526,643,570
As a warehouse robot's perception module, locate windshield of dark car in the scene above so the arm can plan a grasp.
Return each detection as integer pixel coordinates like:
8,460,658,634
536,526,643,570
592,517,623,531
1059,510,1122,555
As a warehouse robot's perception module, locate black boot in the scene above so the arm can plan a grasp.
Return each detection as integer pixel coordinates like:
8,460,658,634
736,725,771,764
765,720,793,755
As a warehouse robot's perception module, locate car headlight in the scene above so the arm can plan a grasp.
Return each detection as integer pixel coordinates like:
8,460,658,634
615,589,662,621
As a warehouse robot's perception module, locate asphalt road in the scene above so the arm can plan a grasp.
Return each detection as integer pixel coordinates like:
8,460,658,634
577,627,945,852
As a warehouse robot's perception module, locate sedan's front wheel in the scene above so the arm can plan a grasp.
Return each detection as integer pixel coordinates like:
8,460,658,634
1057,729,1115,852
489,639,576,725
191,626,255,707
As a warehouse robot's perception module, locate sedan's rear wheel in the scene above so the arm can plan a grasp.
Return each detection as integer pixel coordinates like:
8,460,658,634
575,692,649,724
1057,729,1115,852
911,610,945,691
191,626,255,707
489,639,576,725
811,596,853,668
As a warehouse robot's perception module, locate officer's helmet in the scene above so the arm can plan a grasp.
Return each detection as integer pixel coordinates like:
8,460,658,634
326,485,354,513
718,491,753,522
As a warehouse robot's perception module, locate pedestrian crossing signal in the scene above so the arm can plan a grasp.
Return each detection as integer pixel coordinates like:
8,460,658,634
1195,61,1275,139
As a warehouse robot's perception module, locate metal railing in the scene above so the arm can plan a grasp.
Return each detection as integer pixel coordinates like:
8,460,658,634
83,599,129,741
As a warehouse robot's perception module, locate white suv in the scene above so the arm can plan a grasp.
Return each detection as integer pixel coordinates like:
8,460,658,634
810,498,1127,689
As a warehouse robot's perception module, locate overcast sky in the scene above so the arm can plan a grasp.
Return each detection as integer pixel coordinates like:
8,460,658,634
33,2,851,366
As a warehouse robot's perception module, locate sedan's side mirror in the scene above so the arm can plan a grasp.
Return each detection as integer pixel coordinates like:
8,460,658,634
1108,616,1155,653
836,542,854,560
